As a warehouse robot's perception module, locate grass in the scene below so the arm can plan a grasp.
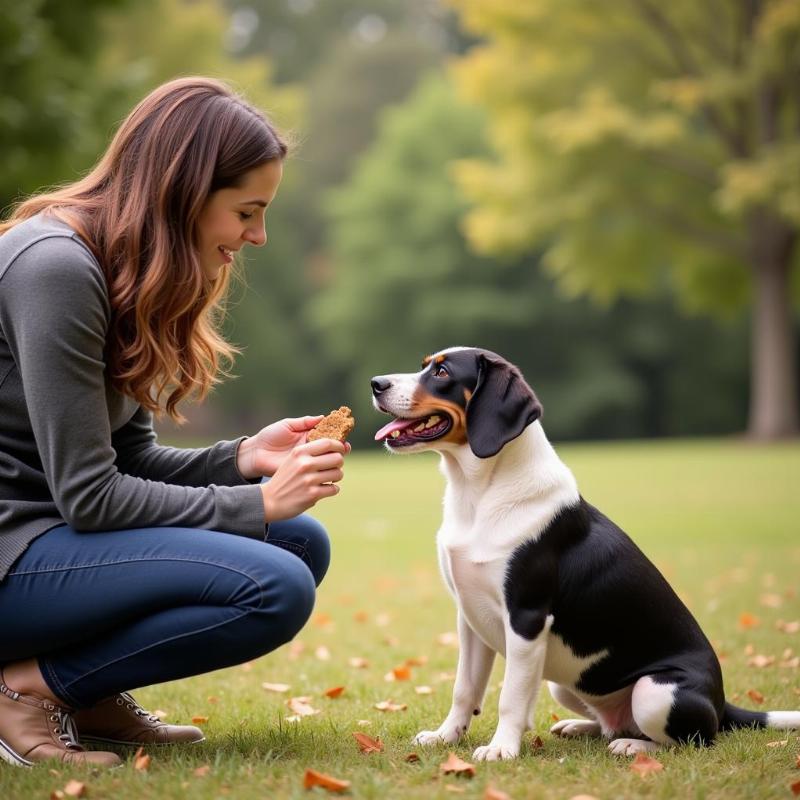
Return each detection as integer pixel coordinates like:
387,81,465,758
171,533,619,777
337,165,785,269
2,438,799,799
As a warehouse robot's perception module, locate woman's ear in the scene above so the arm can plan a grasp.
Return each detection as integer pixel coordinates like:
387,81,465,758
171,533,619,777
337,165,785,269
466,353,542,458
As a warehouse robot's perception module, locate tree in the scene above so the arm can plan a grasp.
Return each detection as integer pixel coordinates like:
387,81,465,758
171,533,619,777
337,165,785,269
449,0,800,439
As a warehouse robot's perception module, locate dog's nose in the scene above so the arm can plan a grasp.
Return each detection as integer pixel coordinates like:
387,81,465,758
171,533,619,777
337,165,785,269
371,376,392,395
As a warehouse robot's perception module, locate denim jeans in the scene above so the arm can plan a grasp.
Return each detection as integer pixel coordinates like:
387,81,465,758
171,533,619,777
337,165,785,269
0,515,330,708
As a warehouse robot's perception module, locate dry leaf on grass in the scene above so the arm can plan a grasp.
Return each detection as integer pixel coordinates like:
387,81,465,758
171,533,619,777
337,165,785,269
374,699,407,712
349,657,369,669
748,654,775,668
405,753,420,763
63,781,87,798
287,696,322,717
439,752,475,778
262,682,291,693
191,715,209,724
193,765,211,777
303,768,351,793
746,688,765,704
133,746,150,771
325,686,346,698
791,779,800,797
353,611,369,623
445,785,466,794
777,620,800,634
760,593,783,608
315,645,332,661
415,686,434,695
629,751,664,777
484,785,512,799
766,739,788,748
313,612,333,627
437,632,458,647
405,656,428,667
352,732,384,754
739,612,760,629
530,735,544,749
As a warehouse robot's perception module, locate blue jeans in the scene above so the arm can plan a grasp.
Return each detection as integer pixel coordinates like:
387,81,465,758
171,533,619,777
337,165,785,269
0,516,330,708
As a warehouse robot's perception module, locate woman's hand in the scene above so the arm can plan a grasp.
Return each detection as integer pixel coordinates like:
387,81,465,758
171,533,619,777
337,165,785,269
237,416,351,479
260,438,347,521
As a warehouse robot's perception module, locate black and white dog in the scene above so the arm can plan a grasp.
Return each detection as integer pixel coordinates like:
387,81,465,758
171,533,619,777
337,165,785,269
371,347,799,761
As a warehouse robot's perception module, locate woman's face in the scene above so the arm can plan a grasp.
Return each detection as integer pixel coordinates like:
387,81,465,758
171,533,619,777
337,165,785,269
196,159,283,280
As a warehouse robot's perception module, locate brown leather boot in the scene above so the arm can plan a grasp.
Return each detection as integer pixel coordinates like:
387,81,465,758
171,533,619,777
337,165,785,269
73,692,205,746
0,677,121,767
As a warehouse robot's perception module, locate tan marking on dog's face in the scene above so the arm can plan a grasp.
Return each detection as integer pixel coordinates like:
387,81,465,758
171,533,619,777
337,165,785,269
410,386,468,446
422,355,433,367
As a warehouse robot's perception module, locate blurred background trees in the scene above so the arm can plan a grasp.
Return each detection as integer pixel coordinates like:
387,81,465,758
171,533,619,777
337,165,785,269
1,0,796,443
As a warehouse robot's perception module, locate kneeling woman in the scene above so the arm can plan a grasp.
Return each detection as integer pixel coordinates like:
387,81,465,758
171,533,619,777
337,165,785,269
0,77,348,767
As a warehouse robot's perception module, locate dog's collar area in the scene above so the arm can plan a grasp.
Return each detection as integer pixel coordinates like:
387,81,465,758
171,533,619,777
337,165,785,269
374,413,452,445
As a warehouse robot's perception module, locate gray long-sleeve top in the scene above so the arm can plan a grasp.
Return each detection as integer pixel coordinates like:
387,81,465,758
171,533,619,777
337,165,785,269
0,213,266,582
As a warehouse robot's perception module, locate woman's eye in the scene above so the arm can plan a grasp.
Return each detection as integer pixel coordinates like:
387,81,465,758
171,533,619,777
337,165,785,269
238,211,254,221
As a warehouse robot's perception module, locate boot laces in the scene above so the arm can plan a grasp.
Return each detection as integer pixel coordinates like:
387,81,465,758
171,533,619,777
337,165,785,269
121,692,160,722
54,709,83,751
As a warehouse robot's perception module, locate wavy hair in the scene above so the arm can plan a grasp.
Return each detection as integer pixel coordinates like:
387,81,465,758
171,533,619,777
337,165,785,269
0,76,288,421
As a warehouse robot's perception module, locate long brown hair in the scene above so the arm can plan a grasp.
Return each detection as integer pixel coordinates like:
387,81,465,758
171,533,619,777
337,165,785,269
0,76,288,421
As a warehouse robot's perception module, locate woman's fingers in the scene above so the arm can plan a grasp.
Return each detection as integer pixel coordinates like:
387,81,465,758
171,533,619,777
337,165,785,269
313,468,344,485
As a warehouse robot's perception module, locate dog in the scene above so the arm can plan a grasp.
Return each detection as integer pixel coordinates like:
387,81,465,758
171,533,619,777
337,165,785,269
371,347,800,761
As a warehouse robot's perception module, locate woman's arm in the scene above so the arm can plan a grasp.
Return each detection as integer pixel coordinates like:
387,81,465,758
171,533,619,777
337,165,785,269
0,234,265,536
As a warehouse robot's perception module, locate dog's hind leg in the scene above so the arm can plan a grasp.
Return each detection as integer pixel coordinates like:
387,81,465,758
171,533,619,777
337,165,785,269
548,683,602,738
610,673,720,756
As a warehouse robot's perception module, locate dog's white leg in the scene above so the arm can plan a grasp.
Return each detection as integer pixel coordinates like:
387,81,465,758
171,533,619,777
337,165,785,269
473,615,552,761
414,611,495,746
548,682,602,738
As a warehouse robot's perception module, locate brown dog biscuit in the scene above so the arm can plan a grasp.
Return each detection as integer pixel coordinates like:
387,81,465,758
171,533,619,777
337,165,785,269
307,406,355,443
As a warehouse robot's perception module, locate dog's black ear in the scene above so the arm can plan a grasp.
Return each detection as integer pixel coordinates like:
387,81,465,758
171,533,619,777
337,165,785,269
466,353,542,458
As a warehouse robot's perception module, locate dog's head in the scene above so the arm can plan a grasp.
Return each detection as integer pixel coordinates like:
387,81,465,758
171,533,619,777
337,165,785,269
371,347,542,458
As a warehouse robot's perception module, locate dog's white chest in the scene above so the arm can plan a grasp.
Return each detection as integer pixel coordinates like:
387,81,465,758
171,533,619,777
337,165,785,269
442,544,508,654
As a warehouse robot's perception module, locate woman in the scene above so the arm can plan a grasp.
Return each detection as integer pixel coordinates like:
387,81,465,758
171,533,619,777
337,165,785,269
0,77,348,767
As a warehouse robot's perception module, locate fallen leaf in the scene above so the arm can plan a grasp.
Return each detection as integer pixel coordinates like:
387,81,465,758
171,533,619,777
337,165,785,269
760,593,783,608
747,689,765,704
313,612,333,627
348,657,369,669
439,752,475,778
551,713,560,722
324,686,346,699
748,654,775,668
777,620,800,634
288,641,306,660
445,785,466,794
191,715,209,724
50,792,65,800
375,613,391,627
530,735,544,749
437,632,458,647
63,781,87,798
392,665,412,681
315,645,332,661
207,696,219,704
374,699,407,712
357,719,371,726
484,785,512,799
405,656,428,667
792,779,800,797
262,682,291,693
739,612,760,629
353,611,369,623
303,768,351,793
287,696,321,717
285,715,302,723
629,751,664,777
405,753,420,763
352,732,384,754
766,739,788,748
415,686,434,695
133,746,150,771
194,765,211,777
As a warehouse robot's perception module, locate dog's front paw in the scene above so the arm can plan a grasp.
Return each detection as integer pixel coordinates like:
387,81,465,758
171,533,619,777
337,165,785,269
413,724,465,746
472,739,520,761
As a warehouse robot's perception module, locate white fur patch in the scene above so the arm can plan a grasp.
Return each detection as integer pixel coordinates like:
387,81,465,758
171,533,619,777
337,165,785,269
631,676,677,744
767,711,800,729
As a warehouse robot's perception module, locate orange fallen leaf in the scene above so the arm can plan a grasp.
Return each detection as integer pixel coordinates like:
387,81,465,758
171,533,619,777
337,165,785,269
484,785,512,799
262,682,291,693
374,699,407,712
325,686,346,699
439,752,475,778
313,612,333,627
629,751,664,777
739,612,760,629
207,696,219,704
550,713,560,722
303,768,351,793
405,656,428,667
792,779,800,797
747,688,765,704
63,781,87,798
194,764,211,777
191,715,209,724
352,732,384,754
353,611,369,623
405,752,420,763
133,746,150,771
51,792,65,800
392,665,412,681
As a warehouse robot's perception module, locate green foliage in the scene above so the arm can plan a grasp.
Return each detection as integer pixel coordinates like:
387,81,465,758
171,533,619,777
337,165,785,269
449,0,800,314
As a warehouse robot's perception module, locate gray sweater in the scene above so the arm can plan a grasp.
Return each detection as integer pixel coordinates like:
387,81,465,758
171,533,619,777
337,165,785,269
0,213,266,581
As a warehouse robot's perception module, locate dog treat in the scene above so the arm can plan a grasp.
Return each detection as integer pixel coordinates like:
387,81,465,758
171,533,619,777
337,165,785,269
307,406,355,442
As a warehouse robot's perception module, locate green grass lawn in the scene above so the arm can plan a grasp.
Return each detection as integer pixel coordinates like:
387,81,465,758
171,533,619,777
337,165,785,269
3,439,799,799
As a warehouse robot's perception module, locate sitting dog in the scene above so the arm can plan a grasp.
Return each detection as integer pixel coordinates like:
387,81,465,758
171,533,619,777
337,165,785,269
371,347,799,761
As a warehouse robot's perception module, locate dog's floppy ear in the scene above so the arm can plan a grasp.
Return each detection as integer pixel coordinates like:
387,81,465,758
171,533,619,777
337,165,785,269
466,353,542,458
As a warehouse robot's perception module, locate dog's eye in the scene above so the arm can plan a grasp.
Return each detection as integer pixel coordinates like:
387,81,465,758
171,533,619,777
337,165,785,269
433,365,449,378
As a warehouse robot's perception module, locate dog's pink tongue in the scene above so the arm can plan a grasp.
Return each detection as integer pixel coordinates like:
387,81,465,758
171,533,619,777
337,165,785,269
374,418,419,441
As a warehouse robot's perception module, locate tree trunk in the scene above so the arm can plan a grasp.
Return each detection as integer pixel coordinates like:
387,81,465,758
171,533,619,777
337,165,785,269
748,219,799,439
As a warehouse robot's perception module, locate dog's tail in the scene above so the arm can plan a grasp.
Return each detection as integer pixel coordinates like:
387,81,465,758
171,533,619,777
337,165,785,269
720,702,800,732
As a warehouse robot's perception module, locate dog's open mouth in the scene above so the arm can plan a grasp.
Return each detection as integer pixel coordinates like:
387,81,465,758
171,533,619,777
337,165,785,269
374,413,452,447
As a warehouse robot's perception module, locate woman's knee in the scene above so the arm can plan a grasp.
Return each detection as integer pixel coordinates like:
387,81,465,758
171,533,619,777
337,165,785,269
267,514,331,587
